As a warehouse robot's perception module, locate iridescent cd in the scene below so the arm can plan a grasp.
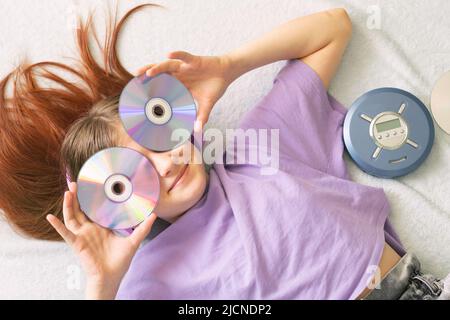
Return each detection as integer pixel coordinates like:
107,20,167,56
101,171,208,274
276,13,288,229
119,73,197,152
76,147,160,230
431,70,450,134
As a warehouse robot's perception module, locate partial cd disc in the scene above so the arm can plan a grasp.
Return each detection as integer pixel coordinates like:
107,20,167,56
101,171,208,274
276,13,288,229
77,147,160,230
119,73,197,152
431,70,450,134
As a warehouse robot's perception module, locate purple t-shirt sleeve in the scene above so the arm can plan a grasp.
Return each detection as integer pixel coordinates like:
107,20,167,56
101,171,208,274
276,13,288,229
239,59,348,178
239,59,405,257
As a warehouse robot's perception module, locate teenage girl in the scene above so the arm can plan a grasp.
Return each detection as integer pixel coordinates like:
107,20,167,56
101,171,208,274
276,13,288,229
0,4,447,300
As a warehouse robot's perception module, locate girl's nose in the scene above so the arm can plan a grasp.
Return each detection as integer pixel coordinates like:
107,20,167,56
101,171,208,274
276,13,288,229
152,154,173,177
151,146,184,177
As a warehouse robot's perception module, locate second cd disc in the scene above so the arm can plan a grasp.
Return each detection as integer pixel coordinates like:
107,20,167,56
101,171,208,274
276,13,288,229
119,73,197,152
77,147,160,230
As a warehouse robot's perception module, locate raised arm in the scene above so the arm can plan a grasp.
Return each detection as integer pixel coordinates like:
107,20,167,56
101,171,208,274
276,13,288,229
138,8,352,128
225,8,352,89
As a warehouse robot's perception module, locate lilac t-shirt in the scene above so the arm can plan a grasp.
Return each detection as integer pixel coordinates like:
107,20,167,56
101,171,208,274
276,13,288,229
116,59,404,300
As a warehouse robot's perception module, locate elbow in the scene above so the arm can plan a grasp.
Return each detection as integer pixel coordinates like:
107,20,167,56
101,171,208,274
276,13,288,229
327,8,353,40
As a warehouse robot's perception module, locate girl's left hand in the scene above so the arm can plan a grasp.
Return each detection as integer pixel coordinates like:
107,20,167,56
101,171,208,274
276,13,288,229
135,51,235,132
47,182,157,300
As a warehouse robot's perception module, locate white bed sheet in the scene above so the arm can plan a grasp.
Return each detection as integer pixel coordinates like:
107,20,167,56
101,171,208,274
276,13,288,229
0,0,449,299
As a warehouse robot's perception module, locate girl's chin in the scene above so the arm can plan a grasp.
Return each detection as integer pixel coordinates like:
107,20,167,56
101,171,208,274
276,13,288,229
157,192,196,216
156,168,207,220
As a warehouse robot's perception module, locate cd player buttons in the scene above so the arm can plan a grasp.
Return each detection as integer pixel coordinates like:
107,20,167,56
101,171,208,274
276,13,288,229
407,139,419,149
360,114,374,122
370,111,409,151
372,147,382,159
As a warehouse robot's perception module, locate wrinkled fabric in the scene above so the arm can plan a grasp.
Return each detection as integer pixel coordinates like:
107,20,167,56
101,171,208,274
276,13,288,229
116,59,404,300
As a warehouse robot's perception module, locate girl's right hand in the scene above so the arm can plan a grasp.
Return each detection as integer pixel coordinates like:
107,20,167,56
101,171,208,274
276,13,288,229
47,182,157,300
135,51,235,132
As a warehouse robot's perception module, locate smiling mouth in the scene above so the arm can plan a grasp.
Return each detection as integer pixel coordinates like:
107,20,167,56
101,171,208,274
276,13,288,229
168,164,189,193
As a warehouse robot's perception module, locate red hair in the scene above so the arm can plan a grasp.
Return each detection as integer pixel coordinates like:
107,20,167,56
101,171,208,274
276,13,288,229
0,3,164,240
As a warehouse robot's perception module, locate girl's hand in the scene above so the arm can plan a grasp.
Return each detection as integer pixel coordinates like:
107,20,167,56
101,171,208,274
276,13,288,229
135,51,235,131
47,182,157,300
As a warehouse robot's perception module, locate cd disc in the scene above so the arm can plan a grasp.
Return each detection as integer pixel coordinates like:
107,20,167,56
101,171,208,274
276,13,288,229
76,147,160,230
431,70,450,134
119,73,197,152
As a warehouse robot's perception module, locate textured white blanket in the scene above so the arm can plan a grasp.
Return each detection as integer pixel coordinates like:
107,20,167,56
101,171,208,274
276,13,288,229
0,0,449,299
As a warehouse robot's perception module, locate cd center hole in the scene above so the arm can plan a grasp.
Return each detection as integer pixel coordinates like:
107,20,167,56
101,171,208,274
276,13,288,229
153,105,164,117
112,182,125,195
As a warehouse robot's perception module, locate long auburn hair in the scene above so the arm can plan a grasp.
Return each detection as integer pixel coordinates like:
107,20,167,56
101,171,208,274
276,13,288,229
0,3,164,241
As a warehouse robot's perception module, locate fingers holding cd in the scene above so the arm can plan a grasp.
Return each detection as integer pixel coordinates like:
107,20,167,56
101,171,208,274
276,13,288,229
68,182,88,224
46,214,76,245
167,51,196,64
62,191,81,231
128,213,158,248
134,64,156,77
195,100,214,132
146,59,182,77
135,59,181,78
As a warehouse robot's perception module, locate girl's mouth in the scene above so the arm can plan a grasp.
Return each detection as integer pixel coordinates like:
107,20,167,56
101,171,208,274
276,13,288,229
168,164,190,192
